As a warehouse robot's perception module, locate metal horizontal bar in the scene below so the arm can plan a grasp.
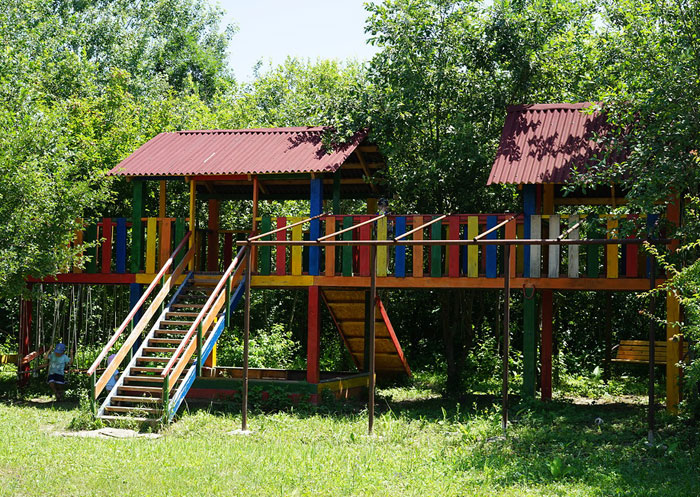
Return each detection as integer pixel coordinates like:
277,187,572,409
473,215,516,241
237,238,672,247
318,214,385,241
394,215,447,241
248,213,326,241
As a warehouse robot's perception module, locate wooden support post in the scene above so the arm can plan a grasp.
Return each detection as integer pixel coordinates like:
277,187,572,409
242,248,252,432
188,180,197,271
309,178,323,276
648,258,656,443
522,288,536,398
368,244,377,435
159,218,172,270
502,245,511,435
666,291,681,413
325,217,336,276
505,218,516,277
18,293,32,387
543,184,554,215
131,180,145,273
541,290,553,401
159,180,166,218
367,198,378,215
207,199,219,272
307,286,321,384
332,171,341,214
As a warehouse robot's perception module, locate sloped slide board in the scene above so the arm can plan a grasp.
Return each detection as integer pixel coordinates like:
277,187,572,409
321,290,411,376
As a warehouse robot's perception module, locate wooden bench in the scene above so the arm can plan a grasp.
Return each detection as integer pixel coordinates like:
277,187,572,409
612,340,689,365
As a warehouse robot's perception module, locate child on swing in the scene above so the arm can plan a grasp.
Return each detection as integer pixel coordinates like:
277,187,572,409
44,343,72,401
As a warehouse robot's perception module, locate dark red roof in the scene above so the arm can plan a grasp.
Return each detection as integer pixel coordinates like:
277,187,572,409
488,103,606,185
109,127,367,177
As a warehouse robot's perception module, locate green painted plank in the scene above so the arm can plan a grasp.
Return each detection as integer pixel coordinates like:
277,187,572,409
174,217,186,268
130,181,144,273
431,218,442,277
342,216,353,277
259,215,271,275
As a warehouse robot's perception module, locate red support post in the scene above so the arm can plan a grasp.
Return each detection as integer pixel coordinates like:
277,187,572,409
307,286,321,385
541,290,553,401
101,218,113,274
276,217,287,276
223,233,233,269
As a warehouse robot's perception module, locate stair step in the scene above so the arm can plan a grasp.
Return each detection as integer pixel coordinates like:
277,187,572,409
160,320,196,326
171,303,205,309
123,376,165,383
118,385,163,395
149,338,184,345
136,357,172,364
166,312,200,318
129,366,164,373
104,405,161,414
98,415,158,423
154,329,190,335
142,347,179,354
111,395,161,404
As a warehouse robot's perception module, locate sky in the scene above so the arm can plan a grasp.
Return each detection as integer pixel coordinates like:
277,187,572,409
216,0,379,81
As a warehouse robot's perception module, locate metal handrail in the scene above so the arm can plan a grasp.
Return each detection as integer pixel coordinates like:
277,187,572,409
161,245,248,383
87,231,191,375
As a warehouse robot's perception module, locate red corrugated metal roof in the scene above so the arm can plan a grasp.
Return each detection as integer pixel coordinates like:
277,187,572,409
488,103,606,185
108,127,368,177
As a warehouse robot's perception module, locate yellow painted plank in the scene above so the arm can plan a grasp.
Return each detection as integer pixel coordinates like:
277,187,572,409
413,216,423,277
606,219,618,279
250,275,315,287
290,217,302,276
377,217,387,277
145,217,157,274
467,216,478,277
135,274,188,285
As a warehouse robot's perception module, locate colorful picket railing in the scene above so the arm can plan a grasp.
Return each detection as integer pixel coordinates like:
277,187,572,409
248,213,662,280
72,217,188,275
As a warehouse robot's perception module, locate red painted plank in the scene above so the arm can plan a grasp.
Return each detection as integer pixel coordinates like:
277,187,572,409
448,217,460,277
541,290,553,401
307,286,321,384
359,216,370,276
27,273,136,284
276,217,287,276
101,218,113,274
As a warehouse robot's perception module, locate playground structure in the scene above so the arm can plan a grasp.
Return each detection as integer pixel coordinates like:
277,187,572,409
15,105,685,431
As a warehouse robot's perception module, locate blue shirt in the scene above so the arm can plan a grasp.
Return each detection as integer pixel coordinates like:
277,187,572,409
48,353,70,376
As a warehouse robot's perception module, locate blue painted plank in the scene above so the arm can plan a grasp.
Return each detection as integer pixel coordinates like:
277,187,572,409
394,217,406,277
486,215,498,278
115,218,127,273
308,178,323,276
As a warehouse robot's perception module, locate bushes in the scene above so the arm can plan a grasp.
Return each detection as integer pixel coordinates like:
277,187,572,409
216,324,299,369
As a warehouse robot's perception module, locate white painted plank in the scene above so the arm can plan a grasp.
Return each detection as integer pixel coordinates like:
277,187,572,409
568,214,580,278
548,215,560,278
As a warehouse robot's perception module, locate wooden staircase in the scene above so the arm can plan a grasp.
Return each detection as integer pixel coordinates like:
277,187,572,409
98,274,238,422
322,290,410,376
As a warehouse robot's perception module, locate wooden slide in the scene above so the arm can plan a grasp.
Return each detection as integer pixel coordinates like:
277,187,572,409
322,290,411,376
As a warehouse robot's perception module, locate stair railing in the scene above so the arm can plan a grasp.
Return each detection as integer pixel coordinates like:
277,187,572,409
160,245,248,412
87,231,194,413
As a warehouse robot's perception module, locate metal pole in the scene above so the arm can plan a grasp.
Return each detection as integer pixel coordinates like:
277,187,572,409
368,244,377,435
242,247,252,432
648,256,656,444
502,244,511,435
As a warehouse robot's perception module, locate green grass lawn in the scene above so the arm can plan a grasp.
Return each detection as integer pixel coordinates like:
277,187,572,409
0,381,699,496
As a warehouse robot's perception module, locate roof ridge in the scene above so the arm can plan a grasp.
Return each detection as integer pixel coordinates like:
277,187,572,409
507,102,599,112
177,126,329,135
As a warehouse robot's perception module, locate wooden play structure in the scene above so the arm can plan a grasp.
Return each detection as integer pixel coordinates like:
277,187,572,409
16,106,686,432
